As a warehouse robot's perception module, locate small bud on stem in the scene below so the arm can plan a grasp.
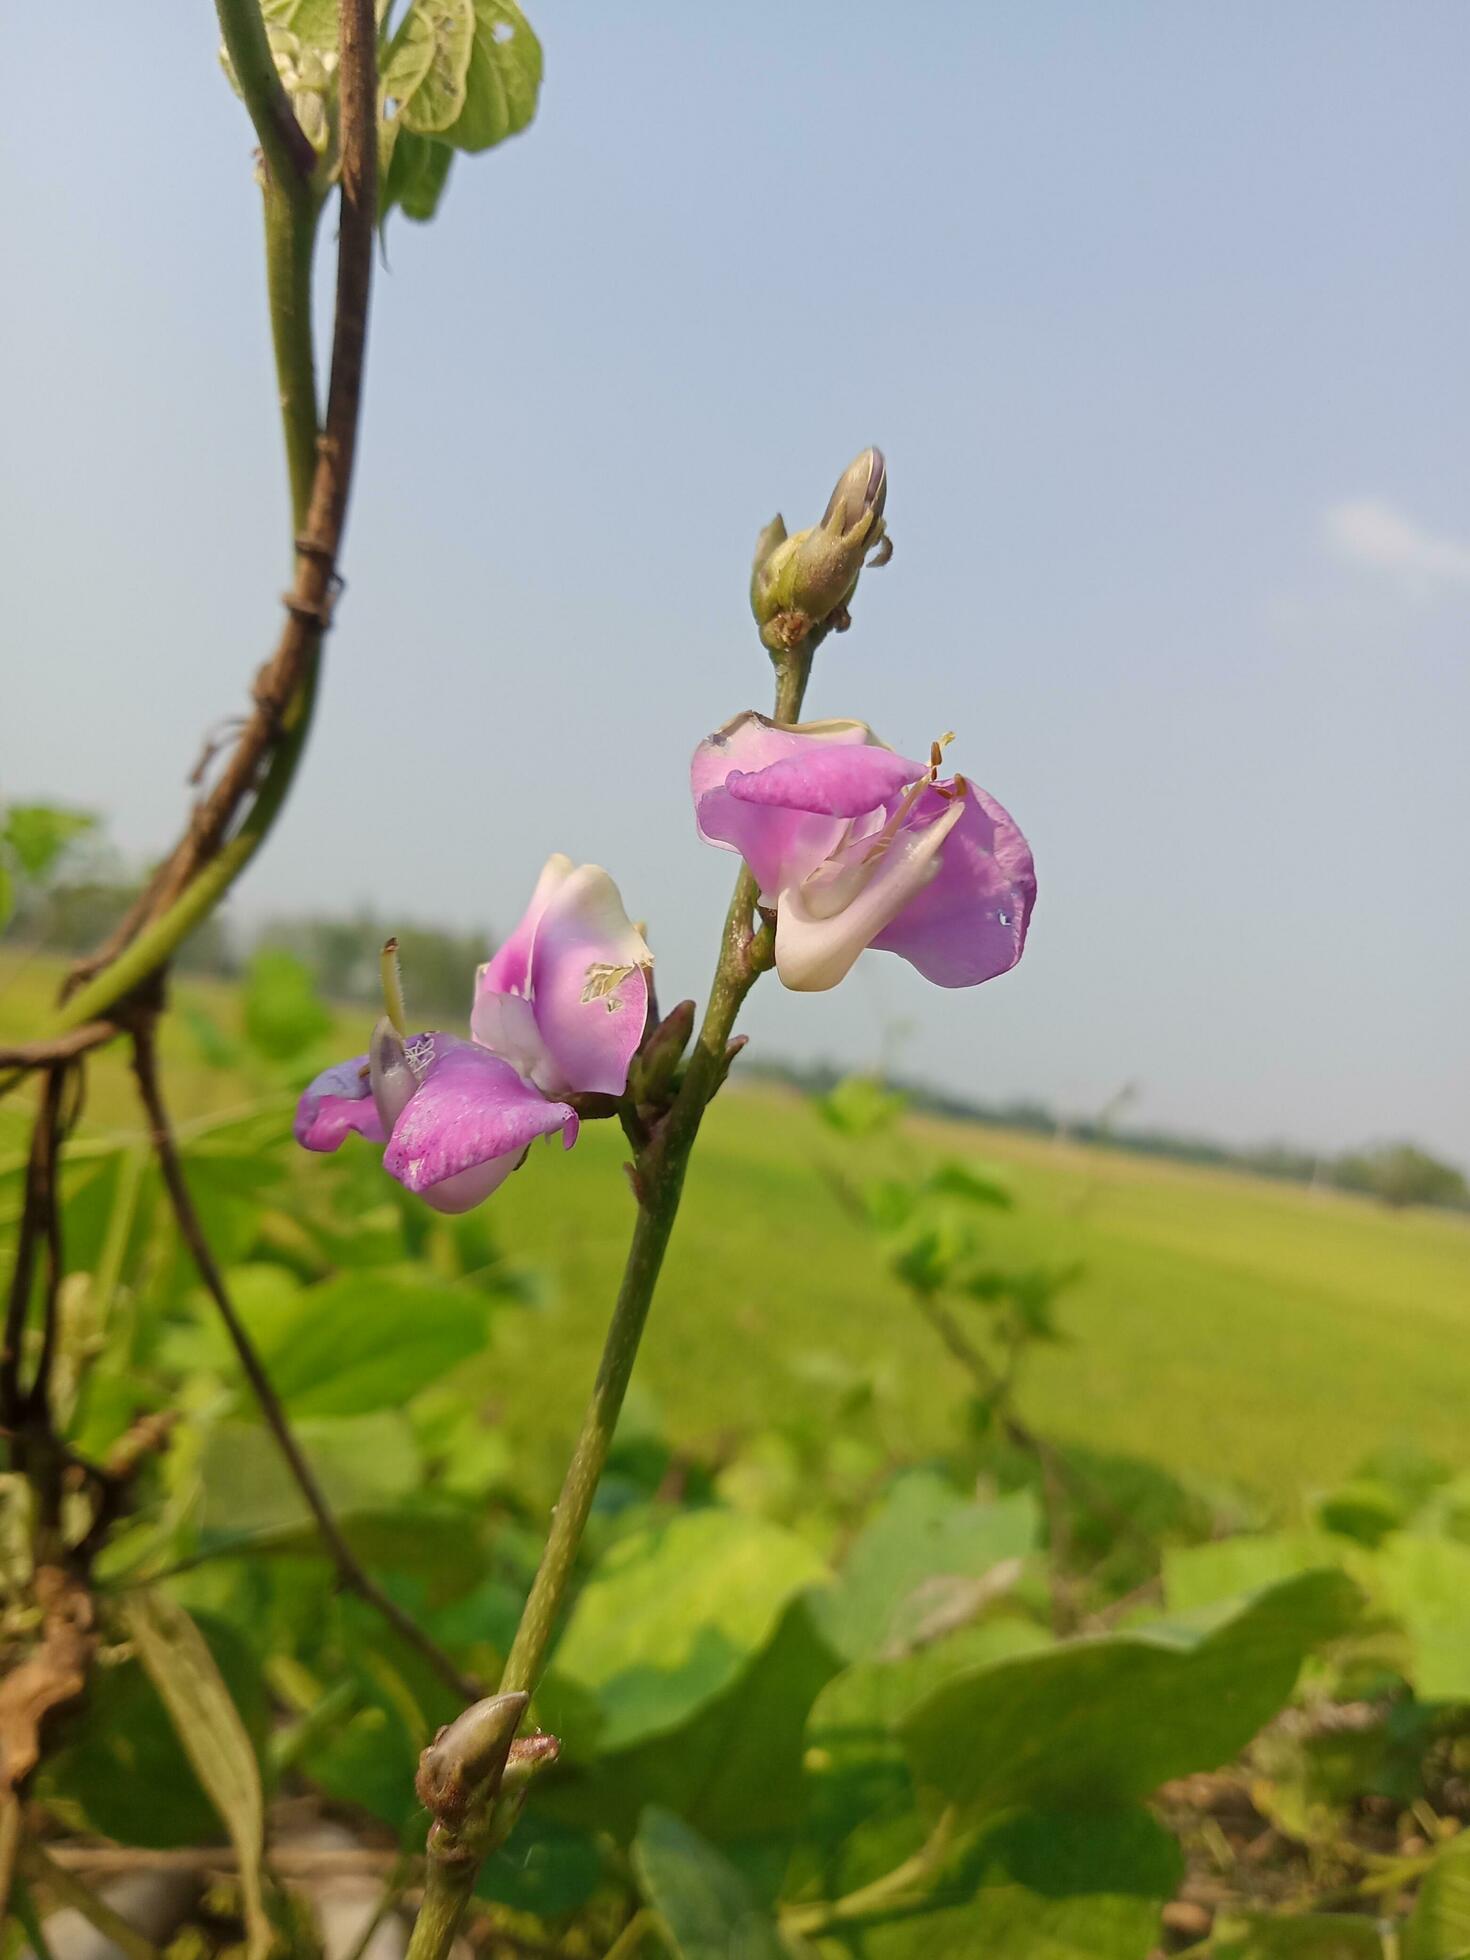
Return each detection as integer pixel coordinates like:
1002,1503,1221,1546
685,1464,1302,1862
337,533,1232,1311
628,998,696,1108
750,447,891,658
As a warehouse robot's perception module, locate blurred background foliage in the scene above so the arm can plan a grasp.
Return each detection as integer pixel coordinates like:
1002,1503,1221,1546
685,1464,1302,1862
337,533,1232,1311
3,803,1470,1957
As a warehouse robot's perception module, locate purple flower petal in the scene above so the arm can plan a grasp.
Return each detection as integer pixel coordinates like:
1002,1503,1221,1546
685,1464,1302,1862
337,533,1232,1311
294,1054,385,1152
527,864,650,1096
776,794,967,992
478,852,574,997
382,1036,577,1214
692,713,884,902
870,782,1036,987
726,743,917,818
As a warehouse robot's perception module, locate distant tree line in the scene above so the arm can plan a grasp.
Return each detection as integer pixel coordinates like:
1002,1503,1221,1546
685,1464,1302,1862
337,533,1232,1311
749,1057,1470,1216
2,852,487,1024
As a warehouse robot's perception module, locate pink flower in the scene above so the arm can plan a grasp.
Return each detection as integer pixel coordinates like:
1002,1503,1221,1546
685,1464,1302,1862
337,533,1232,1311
691,713,1035,993
295,857,649,1210
295,1025,578,1214
471,855,651,1098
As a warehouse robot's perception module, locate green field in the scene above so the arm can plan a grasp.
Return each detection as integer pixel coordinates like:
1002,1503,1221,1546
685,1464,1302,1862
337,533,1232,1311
5,953,1468,1505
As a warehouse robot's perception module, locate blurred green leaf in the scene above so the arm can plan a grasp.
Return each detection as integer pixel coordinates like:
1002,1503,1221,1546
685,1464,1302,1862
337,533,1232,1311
476,1810,604,1916
924,1161,1013,1209
2,802,96,880
382,126,455,220
817,1075,907,1138
1317,1478,1408,1546
255,1272,491,1417
811,1473,1038,1664
38,1615,267,1849
805,1805,1181,1960
0,857,11,930
198,1412,421,1541
553,1596,841,1845
800,1618,1052,1896
262,0,338,45
242,947,331,1062
124,1593,271,1960
1403,1827,1470,1960
541,1508,828,1756
1165,1534,1353,1614
900,1571,1360,1819
633,1808,784,1960
1209,1912,1386,1957
1374,1535,1470,1702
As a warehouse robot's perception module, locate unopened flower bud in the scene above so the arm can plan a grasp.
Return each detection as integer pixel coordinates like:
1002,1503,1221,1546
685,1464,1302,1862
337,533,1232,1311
415,1690,528,1828
749,448,892,655
628,998,696,1107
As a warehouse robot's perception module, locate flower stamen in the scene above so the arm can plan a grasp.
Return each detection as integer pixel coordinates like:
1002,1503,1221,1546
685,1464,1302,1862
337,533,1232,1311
380,936,408,1037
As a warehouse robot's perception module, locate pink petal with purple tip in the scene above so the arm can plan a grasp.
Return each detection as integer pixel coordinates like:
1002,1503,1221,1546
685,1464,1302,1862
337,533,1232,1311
692,713,885,902
382,1036,577,1213
294,1055,385,1151
870,783,1036,987
526,864,650,1096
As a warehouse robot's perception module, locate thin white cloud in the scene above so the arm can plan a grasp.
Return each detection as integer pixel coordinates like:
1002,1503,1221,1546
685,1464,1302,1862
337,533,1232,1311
1323,497,1470,589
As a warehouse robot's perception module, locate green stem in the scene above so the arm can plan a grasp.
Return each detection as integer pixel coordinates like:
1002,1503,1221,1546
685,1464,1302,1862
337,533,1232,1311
404,640,821,1960
35,15,326,1046
216,0,318,193
781,1808,956,1938
499,642,816,1697
264,179,323,529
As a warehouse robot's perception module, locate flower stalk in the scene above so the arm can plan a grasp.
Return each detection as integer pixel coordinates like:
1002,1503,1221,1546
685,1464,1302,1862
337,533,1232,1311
404,639,822,1960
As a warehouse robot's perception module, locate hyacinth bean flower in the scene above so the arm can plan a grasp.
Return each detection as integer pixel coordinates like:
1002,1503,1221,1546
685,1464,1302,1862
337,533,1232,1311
691,713,1035,994
294,1023,579,1213
471,855,652,1098
295,857,649,1211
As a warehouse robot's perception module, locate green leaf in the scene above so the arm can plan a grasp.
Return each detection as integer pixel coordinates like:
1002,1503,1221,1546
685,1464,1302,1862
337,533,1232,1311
924,1161,1013,1209
242,947,331,1061
1164,1533,1350,1613
123,1593,272,1960
1404,1827,1470,1960
551,1596,842,1845
899,1570,1359,1819
807,1806,1181,1960
811,1473,1038,1663
0,857,11,931
444,0,542,152
817,1075,907,1138
254,1272,491,1417
799,1619,1052,1895
384,0,476,134
36,1616,267,1848
476,1811,604,1915
198,1412,421,1542
633,1808,784,1960
1,802,96,881
1373,1535,1470,1702
382,127,455,221
262,0,339,46
541,1508,828,1756
1210,1912,1386,1958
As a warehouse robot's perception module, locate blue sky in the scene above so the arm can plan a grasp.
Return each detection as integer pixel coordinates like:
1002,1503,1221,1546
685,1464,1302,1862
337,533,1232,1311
3,3,1467,1162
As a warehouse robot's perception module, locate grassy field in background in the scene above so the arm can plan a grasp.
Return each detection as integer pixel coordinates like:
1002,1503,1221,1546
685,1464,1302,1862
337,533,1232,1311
4,951,1468,1503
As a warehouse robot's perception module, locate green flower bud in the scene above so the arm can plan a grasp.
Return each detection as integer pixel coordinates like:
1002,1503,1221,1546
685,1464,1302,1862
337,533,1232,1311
749,448,892,655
